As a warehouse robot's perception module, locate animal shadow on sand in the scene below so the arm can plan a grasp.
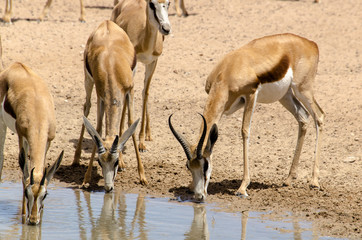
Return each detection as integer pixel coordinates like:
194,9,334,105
0,18,40,23
69,138,94,154
85,5,113,10
169,179,279,201
54,162,104,192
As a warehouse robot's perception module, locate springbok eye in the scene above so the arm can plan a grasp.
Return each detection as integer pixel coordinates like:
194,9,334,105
114,160,119,168
149,1,155,10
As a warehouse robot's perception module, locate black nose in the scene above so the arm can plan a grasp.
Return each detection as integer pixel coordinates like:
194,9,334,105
161,26,170,35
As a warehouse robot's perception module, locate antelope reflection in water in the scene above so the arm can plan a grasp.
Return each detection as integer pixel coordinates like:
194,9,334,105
185,204,209,240
73,189,146,240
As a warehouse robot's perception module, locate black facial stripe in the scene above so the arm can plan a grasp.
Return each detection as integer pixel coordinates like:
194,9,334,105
97,159,102,167
114,160,119,168
150,2,161,25
43,192,48,200
113,168,117,180
203,160,209,179
186,162,190,170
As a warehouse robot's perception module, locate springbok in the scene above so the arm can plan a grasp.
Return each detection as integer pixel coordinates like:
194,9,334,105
174,0,188,17
0,62,64,224
169,33,325,201
2,0,83,23
2,0,120,23
73,20,148,191
111,0,171,152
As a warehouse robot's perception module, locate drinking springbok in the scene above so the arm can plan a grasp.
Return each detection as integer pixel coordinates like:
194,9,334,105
169,33,324,201
0,62,64,224
73,20,148,191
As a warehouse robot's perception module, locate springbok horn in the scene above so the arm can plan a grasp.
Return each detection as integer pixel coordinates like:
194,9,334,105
168,114,192,160
83,116,105,154
196,113,207,159
110,135,119,154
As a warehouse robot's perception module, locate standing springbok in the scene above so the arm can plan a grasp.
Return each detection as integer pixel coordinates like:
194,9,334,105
73,20,148,191
0,62,64,224
169,33,325,200
2,0,84,23
111,0,171,152
2,0,120,23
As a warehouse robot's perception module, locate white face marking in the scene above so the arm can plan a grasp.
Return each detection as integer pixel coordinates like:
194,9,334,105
257,68,293,103
189,158,212,201
98,154,119,192
148,0,171,35
25,185,47,225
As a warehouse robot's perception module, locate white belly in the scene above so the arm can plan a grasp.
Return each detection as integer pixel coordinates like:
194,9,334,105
257,68,293,103
1,96,17,133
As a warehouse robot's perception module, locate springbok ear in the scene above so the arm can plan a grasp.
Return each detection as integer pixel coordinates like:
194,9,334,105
18,148,30,182
83,116,105,153
206,124,218,153
44,150,64,186
118,118,140,151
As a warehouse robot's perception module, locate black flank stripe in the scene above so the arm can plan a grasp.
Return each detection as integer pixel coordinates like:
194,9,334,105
257,55,290,84
85,55,93,78
4,96,16,119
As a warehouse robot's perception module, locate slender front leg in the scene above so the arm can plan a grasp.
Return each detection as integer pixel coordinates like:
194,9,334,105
3,0,12,23
139,60,158,152
237,90,259,197
73,73,94,165
118,96,128,170
83,99,104,187
175,0,188,17
82,146,96,188
39,0,53,21
22,183,26,223
0,119,6,180
127,92,147,185
79,0,85,22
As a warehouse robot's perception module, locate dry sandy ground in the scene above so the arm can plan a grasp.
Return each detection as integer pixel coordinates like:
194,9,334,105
0,0,361,238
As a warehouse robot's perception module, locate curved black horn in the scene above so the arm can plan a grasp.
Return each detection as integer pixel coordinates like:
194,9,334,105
168,114,192,160
196,113,207,159
110,135,119,154
94,136,106,154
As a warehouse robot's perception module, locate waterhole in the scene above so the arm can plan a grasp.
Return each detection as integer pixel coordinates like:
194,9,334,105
0,182,341,239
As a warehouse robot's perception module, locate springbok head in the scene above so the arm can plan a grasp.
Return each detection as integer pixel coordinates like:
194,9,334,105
19,148,63,225
83,117,140,192
169,114,218,201
147,0,171,35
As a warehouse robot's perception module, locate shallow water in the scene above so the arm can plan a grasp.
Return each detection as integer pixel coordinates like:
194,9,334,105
0,182,343,240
